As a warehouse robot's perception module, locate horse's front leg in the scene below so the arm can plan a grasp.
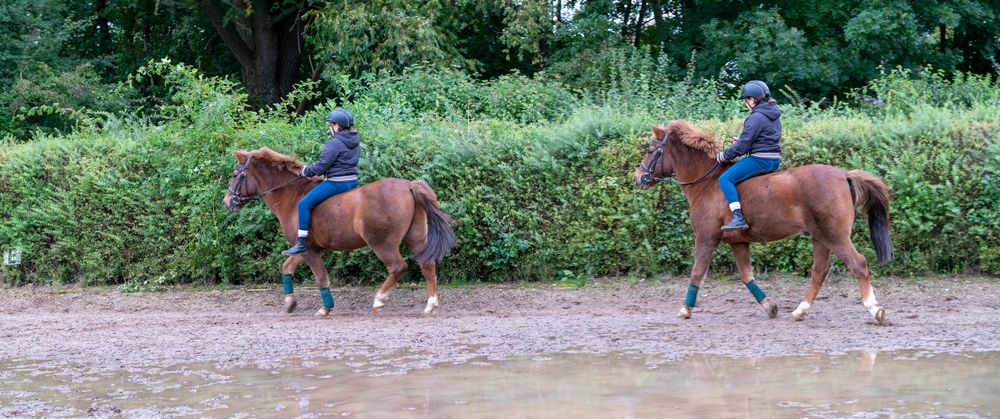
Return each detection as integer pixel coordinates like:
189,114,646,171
731,243,777,319
280,256,306,313
679,236,720,319
302,251,334,317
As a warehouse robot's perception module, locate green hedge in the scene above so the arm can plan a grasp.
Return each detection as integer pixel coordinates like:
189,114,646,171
1,65,998,286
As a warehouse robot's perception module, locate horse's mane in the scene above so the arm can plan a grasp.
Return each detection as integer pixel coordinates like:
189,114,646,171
662,119,720,157
247,147,304,174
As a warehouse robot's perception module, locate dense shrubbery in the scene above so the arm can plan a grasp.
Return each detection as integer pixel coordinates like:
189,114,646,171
0,63,997,287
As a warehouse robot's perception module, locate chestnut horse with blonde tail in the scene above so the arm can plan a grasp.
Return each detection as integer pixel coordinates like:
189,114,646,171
634,121,893,324
223,147,457,316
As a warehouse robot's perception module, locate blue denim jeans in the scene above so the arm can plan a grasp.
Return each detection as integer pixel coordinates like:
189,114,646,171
297,180,358,231
718,157,780,205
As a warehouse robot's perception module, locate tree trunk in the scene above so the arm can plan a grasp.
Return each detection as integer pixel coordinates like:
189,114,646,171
198,0,309,106
95,0,111,56
939,24,946,52
621,0,634,38
633,0,648,47
651,0,665,48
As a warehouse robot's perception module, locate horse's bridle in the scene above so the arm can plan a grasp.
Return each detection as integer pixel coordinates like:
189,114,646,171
227,156,303,207
639,132,721,186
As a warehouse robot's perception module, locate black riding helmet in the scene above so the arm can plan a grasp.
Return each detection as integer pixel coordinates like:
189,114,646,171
739,80,770,100
325,108,354,129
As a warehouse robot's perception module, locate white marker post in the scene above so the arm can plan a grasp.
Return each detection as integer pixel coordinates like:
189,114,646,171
3,247,22,266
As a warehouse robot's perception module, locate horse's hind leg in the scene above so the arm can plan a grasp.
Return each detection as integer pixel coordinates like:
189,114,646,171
731,243,777,319
419,263,439,315
302,251,335,317
831,242,886,324
370,244,408,313
792,239,832,321
405,232,440,315
280,256,306,313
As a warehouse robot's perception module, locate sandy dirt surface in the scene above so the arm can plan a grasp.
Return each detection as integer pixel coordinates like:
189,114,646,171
1,276,998,372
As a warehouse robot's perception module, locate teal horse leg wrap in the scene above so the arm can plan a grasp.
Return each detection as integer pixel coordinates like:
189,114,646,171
684,283,699,308
319,287,334,309
282,274,294,295
746,279,767,303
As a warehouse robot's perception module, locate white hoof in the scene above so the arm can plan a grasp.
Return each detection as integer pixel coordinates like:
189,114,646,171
315,307,331,317
864,294,885,324
792,301,810,321
284,295,297,313
372,293,389,310
423,296,439,315
677,306,692,319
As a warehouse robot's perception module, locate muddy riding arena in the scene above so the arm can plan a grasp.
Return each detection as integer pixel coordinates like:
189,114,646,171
2,275,998,416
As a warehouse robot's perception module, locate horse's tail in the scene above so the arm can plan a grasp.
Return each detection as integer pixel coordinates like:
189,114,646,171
409,180,457,265
846,170,894,263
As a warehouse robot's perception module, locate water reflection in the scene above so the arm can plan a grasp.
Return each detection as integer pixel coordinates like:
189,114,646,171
1,351,996,417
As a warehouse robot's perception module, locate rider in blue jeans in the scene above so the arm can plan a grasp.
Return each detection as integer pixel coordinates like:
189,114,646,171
283,108,360,256
716,80,782,232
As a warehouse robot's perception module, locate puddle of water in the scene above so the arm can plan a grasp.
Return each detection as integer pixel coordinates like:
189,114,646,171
1,351,997,417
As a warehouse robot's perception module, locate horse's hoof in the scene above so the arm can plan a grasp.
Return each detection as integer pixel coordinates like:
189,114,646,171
314,307,331,317
423,296,439,315
372,293,388,313
761,298,778,319
874,307,886,325
284,296,297,313
423,303,438,315
677,306,692,319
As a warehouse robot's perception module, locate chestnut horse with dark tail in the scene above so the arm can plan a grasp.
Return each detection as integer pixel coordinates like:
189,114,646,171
223,147,457,315
634,121,893,324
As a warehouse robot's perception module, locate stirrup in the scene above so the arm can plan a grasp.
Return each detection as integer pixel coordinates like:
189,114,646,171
282,239,308,256
721,219,749,231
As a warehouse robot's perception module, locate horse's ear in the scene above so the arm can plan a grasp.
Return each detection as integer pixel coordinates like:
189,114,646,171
234,150,249,163
652,125,666,140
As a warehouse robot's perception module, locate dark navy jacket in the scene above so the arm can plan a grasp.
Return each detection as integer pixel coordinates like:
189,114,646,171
302,131,360,179
721,102,782,161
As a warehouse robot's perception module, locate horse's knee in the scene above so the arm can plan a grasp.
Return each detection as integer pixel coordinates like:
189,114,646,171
312,276,330,288
282,256,302,272
390,262,408,278
848,258,870,278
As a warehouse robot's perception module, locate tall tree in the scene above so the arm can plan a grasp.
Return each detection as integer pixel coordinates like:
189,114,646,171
198,0,316,105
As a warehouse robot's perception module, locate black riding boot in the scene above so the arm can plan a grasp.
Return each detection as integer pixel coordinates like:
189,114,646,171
721,209,750,231
282,237,309,256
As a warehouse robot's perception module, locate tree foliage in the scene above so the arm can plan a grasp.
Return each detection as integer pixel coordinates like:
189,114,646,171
1,0,998,138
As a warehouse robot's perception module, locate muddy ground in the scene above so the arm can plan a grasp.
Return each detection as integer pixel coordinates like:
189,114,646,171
1,276,998,373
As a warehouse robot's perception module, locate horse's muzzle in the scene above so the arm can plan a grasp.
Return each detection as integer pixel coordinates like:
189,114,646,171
222,196,241,212
635,174,653,190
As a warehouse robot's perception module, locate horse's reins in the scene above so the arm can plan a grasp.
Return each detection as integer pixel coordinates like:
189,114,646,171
639,132,720,186
228,156,304,207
